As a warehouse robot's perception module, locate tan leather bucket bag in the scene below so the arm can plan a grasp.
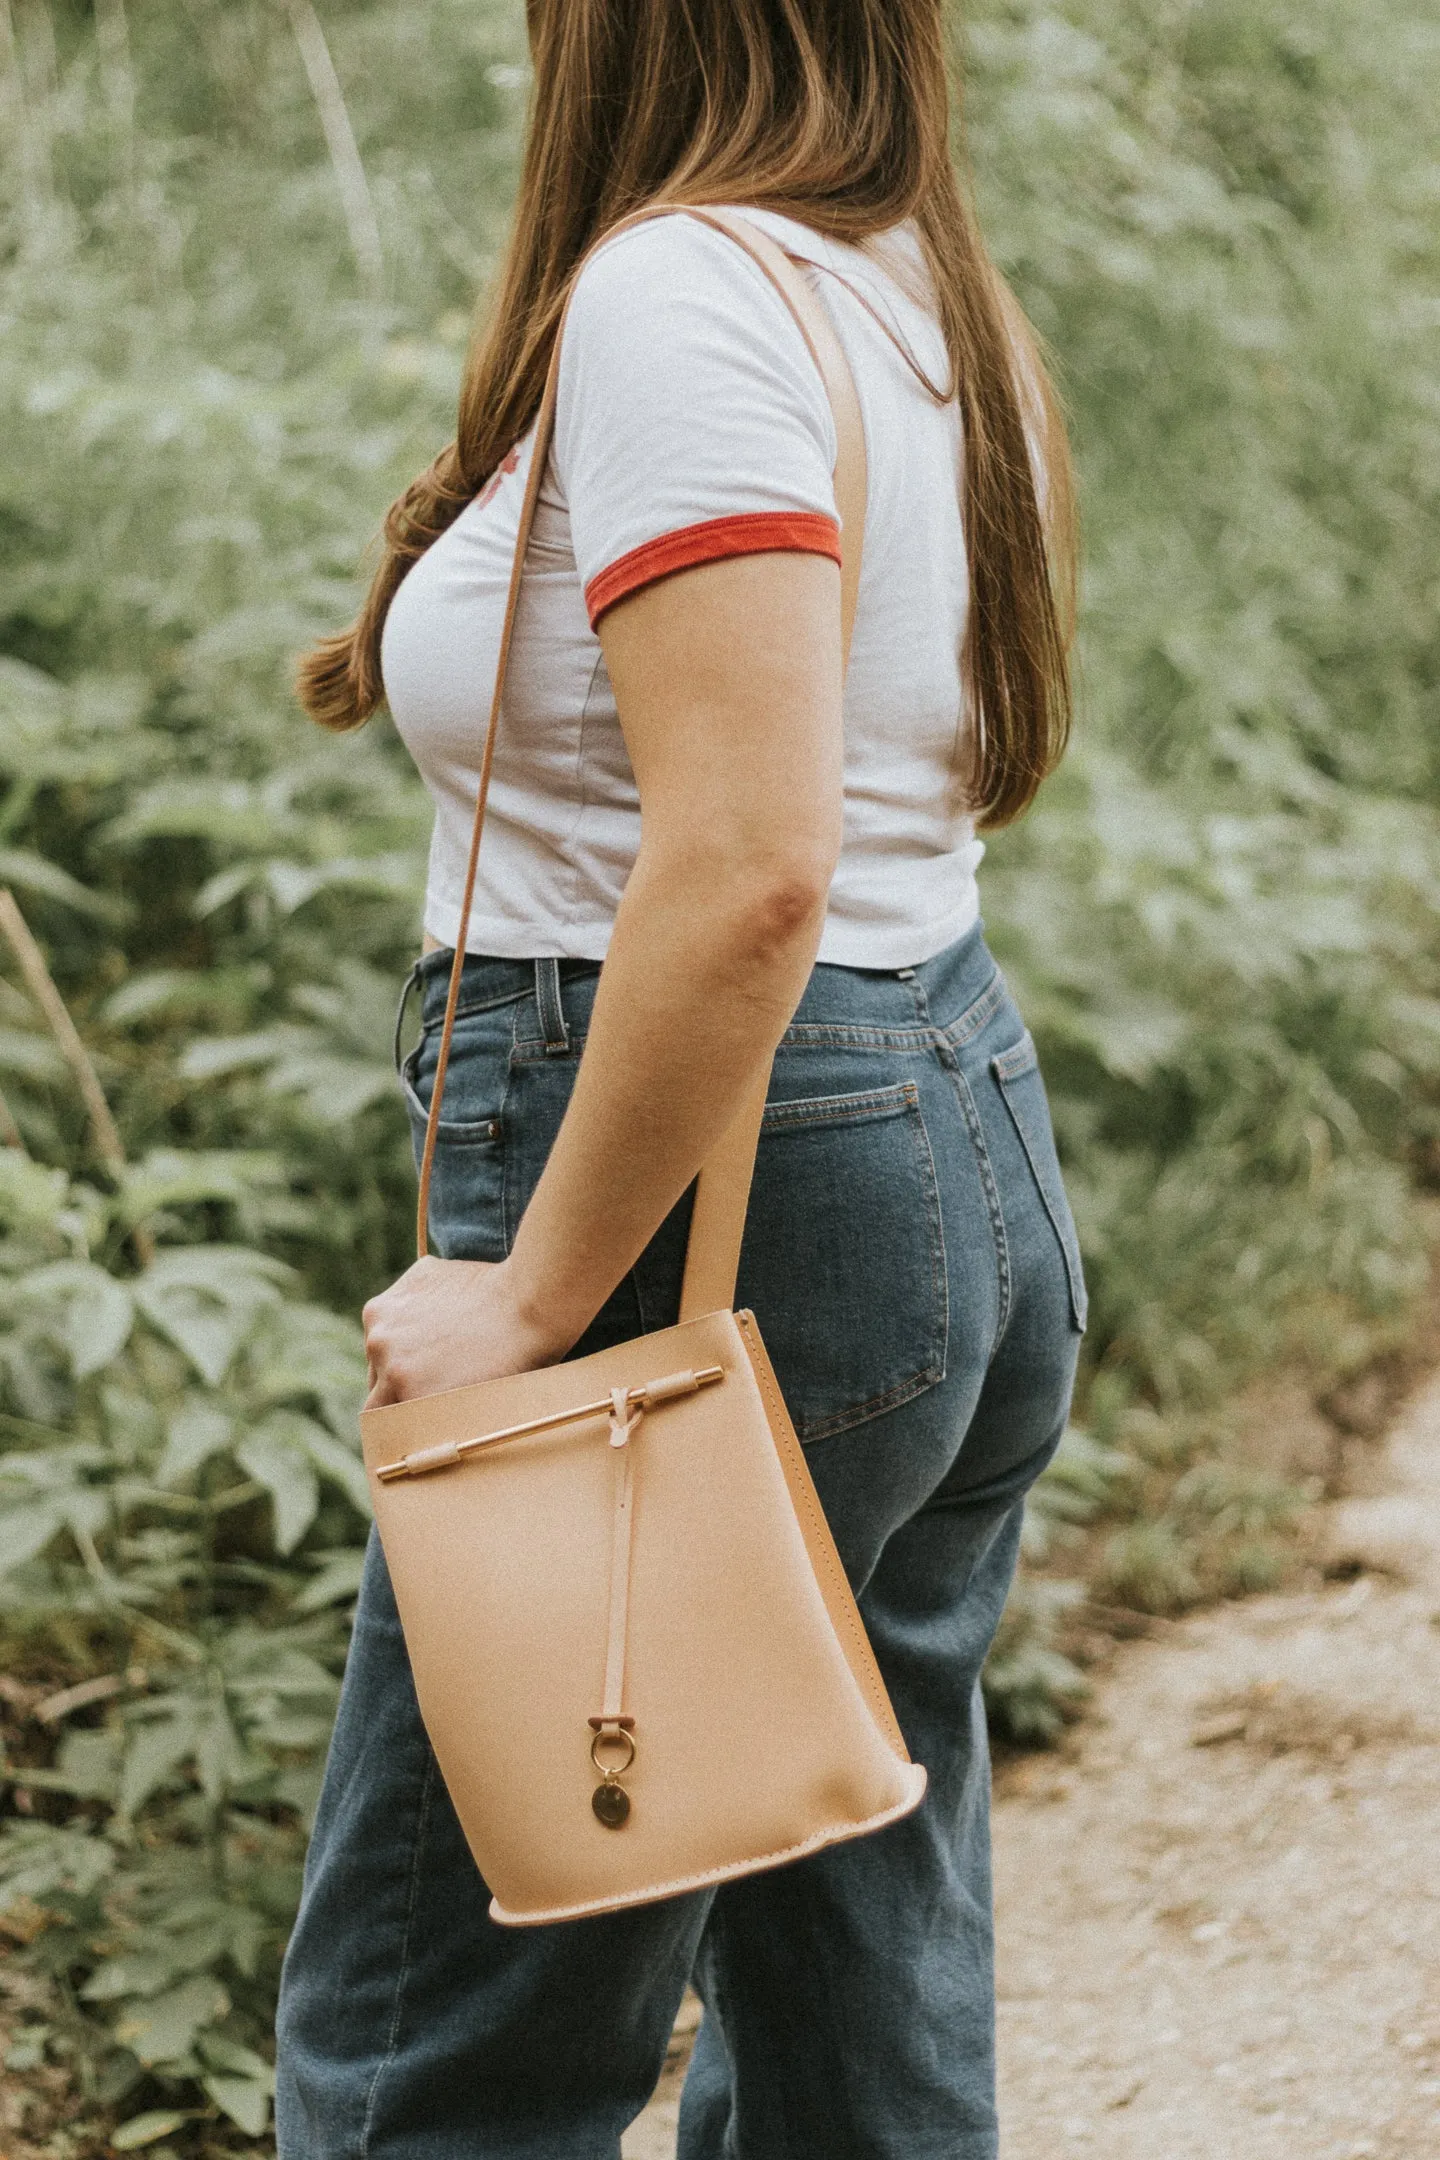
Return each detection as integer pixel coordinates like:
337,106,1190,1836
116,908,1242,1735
360,208,927,1928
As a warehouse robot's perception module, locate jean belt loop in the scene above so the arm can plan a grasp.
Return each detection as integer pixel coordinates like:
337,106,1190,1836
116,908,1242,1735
534,957,572,1057
393,959,424,1078
896,963,932,1031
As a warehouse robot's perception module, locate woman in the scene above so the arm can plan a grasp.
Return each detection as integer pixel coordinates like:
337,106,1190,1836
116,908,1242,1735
275,1,1084,2153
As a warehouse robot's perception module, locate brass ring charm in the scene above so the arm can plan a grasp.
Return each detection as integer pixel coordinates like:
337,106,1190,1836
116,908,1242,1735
590,1727,636,1778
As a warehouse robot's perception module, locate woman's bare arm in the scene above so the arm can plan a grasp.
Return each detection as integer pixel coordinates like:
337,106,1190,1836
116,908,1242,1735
362,547,844,1404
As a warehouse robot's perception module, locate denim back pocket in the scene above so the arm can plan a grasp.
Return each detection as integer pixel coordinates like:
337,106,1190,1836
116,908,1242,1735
399,1009,513,1264
735,1080,947,1443
990,1033,1087,1332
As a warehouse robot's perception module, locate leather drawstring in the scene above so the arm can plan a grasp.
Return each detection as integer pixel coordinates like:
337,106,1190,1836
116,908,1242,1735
589,1386,643,1825
597,1385,641,1732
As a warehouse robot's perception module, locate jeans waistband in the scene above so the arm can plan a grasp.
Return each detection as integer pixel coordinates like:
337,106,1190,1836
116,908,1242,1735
399,920,1001,1062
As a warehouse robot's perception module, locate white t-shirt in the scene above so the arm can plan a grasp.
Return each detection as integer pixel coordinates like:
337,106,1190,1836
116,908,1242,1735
381,208,982,969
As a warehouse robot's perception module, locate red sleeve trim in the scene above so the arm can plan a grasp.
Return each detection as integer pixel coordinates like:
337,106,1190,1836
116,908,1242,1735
585,511,841,629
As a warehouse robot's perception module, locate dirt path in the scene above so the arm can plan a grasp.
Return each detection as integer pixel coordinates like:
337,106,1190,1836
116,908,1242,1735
626,1375,1440,2159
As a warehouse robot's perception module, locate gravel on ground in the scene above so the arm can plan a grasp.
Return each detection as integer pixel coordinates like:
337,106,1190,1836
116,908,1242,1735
625,1371,1440,2158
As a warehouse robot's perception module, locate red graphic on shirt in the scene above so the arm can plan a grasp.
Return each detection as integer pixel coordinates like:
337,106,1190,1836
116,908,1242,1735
476,447,520,510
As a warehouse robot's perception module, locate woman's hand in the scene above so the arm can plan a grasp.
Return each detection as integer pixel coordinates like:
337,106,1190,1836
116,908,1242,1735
362,1256,565,1409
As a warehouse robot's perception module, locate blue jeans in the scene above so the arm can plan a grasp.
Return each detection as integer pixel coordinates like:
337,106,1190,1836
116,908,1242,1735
275,923,1084,2160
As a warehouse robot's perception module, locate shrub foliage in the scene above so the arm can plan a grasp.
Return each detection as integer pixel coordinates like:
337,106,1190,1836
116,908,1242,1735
0,0,1437,2138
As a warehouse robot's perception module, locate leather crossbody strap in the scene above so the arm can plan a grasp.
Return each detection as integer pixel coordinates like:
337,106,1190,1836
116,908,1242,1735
415,207,869,1320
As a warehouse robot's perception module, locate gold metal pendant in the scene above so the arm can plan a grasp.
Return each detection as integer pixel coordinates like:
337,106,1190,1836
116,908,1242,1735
589,1725,635,1830
592,1778,630,1828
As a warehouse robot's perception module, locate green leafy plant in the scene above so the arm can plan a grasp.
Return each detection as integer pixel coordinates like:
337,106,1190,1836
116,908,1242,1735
0,1147,369,2132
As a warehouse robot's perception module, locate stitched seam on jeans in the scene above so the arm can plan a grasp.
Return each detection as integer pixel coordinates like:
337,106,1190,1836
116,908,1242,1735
512,1031,591,1064
895,1031,952,1403
418,984,531,1032
393,964,422,1080
891,980,959,1393
402,1098,503,1147
994,1069,1088,1332
761,1080,918,1131
797,1361,945,1443
400,1051,503,1148
940,970,1006,1049
775,973,1004,1052
914,1080,952,1395
990,1031,1038,1083
950,1063,1011,1351
515,1037,948,1065
507,977,1005,1058
357,1745,437,2159
500,1012,521,1254
533,957,571,1057
779,1022,936,1050
742,1325,901,1735
791,1091,949,1440
518,1024,938,1058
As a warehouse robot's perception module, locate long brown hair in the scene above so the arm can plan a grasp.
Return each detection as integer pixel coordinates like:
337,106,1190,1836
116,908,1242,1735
299,0,1076,828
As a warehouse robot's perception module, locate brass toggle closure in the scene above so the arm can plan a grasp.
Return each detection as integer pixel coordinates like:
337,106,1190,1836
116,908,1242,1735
375,1364,725,1483
590,1726,637,1829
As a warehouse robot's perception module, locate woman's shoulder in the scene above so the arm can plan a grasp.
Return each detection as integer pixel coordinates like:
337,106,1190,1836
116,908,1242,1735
557,209,840,443
573,203,912,288
552,210,843,573
568,208,806,341
572,208,944,395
